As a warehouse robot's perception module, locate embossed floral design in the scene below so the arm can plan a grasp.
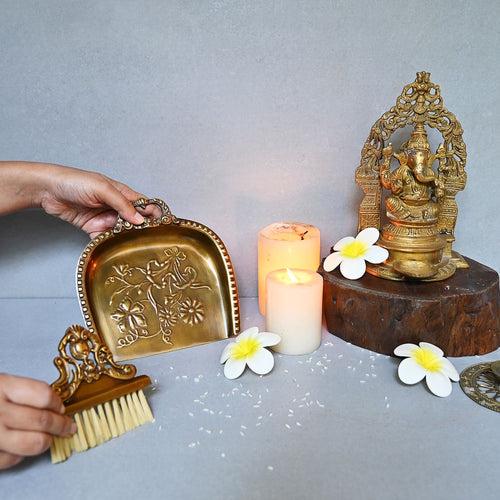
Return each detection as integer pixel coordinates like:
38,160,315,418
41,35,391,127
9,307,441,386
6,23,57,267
145,259,169,290
159,307,179,328
106,246,210,348
165,246,186,261
115,264,132,277
111,298,147,334
179,298,205,325
105,264,132,284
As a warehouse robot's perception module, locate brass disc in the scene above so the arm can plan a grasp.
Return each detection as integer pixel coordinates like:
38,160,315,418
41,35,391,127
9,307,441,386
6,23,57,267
459,362,500,413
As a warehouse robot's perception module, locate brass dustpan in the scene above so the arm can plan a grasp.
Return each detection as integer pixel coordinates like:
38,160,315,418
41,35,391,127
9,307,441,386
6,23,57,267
77,198,240,360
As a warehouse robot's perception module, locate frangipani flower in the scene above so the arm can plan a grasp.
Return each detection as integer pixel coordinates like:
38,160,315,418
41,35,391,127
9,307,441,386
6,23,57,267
394,342,460,397
220,327,281,380
323,228,388,280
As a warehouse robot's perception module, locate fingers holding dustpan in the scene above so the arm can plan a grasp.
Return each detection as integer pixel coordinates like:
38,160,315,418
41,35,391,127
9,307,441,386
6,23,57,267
105,178,161,220
97,183,145,225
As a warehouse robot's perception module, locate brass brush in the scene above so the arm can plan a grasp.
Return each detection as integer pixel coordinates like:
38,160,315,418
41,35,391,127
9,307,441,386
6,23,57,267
49,325,154,463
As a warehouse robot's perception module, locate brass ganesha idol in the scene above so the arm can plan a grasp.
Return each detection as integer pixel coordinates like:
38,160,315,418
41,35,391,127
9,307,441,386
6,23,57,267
355,72,468,281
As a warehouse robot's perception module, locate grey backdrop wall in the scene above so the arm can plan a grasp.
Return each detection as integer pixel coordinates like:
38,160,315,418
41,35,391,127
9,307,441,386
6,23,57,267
0,0,499,299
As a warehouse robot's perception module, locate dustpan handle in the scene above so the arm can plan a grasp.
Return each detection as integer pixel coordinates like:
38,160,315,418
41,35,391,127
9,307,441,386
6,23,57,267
113,198,177,233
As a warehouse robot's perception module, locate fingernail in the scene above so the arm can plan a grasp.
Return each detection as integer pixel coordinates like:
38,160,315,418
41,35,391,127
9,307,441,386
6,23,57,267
69,422,77,434
132,212,145,224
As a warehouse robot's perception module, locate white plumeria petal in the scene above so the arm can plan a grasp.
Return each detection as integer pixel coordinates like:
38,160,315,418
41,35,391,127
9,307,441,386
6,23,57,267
340,257,366,280
364,245,389,264
246,348,275,375
355,227,380,246
440,357,460,382
394,343,419,357
333,236,355,252
323,252,343,272
237,327,259,341
220,342,235,364
223,357,247,379
220,327,278,379
398,357,426,384
425,371,452,397
256,332,281,347
418,342,444,357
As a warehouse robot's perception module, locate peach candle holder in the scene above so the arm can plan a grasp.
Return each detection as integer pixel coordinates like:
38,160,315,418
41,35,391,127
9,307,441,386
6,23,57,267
258,222,320,315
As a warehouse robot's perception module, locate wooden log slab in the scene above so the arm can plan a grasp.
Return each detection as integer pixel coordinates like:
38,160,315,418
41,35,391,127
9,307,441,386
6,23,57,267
320,256,499,356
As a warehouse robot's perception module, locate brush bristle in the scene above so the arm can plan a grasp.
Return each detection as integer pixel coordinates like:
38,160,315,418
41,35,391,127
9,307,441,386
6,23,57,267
50,389,153,464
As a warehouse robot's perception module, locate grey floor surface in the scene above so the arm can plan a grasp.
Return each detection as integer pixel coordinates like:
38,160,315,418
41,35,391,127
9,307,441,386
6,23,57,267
0,297,498,500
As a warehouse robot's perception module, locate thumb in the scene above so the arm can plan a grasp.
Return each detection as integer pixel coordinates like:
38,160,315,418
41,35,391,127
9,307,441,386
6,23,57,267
98,183,144,225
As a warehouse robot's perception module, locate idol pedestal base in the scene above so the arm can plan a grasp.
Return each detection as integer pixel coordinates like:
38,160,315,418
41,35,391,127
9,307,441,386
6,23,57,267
320,256,499,356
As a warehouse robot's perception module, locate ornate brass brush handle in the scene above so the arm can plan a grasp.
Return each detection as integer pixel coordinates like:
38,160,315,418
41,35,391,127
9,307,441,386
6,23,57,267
49,325,153,464
51,325,139,404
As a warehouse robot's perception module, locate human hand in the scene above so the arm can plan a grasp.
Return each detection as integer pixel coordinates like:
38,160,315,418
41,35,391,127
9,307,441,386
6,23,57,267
38,165,150,238
0,162,156,238
0,374,76,470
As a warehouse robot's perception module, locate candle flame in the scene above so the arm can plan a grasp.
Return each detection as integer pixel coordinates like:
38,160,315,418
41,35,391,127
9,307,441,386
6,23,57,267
286,268,299,284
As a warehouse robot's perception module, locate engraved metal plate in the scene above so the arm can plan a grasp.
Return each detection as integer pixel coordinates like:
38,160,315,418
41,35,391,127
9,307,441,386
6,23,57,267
459,362,500,413
76,199,240,360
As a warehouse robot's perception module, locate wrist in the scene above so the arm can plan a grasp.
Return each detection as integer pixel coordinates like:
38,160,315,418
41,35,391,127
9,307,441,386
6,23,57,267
27,163,61,208
0,162,59,214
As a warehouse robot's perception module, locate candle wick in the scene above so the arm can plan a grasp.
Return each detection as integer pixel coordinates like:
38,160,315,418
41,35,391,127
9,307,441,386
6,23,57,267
300,230,308,241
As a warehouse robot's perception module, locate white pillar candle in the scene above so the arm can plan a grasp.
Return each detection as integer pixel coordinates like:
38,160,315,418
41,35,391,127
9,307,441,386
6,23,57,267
265,268,323,355
258,222,320,315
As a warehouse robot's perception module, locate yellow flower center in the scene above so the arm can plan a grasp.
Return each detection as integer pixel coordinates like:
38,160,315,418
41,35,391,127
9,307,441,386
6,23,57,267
340,240,368,258
411,347,443,372
232,338,261,360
